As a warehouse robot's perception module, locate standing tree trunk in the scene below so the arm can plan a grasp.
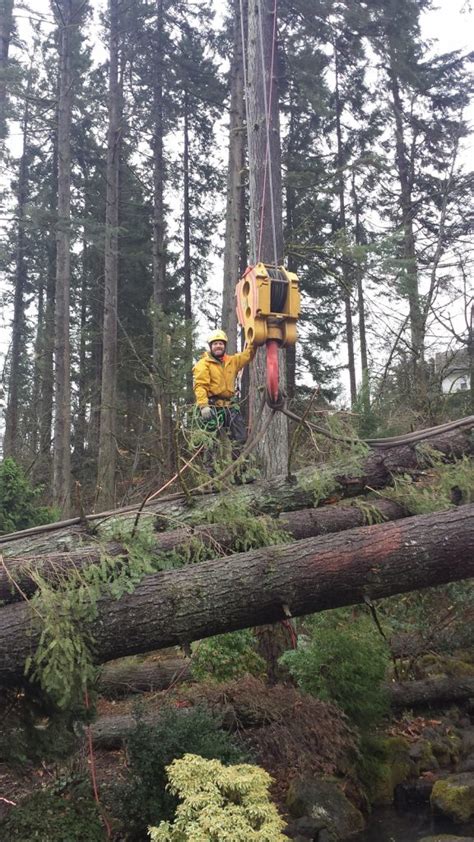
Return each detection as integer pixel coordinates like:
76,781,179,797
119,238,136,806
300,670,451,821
151,0,172,476
3,75,31,458
33,136,57,486
247,0,288,478
0,0,14,139
351,171,370,417
182,87,193,403
387,51,425,391
97,0,121,510
334,41,356,407
222,0,246,354
52,0,74,516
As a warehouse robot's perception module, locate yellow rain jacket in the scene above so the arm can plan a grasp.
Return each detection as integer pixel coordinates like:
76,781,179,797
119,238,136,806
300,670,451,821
193,345,256,407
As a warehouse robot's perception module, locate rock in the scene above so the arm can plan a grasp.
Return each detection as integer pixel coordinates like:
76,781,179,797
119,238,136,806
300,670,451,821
409,739,440,772
370,735,414,805
286,777,365,839
419,836,474,841
394,776,435,807
431,773,474,822
459,755,474,773
461,729,474,757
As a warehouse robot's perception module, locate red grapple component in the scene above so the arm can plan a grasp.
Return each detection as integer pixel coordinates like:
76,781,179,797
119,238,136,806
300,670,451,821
266,339,280,404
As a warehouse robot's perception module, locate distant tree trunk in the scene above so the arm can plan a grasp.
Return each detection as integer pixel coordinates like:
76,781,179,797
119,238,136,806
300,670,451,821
469,304,474,415
222,0,246,354
247,0,288,477
33,137,57,486
182,87,193,403
387,51,425,388
3,83,31,458
0,0,14,139
73,233,88,461
351,171,370,414
30,279,45,460
151,0,172,474
52,0,74,516
334,41,356,407
97,0,121,510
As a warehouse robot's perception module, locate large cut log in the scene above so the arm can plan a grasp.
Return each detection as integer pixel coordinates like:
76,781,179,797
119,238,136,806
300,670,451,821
389,677,474,709
0,423,471,559
0,499,407,604
0,505,473,686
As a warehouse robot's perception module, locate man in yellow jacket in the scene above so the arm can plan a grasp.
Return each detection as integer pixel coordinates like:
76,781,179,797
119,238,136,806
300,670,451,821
193,329,255,475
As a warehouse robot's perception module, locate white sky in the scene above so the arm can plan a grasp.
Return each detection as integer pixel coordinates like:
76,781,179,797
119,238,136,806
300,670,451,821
0,0,473,405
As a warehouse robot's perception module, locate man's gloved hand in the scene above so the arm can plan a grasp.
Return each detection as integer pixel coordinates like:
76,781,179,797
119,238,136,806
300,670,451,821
200,405,213,422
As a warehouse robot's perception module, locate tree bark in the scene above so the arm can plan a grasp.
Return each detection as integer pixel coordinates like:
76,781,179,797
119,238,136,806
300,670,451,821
151,0,173,477
52,0,74,516
334,40,357,407
32,133,57,487
0,505,473,685
388,677,474,710
97,0,121,510
0,420,471,557
0,499,408,603
247,0,288,477
3,67,32,458
222,0,246,354
182,86,193,403
98,655,193,697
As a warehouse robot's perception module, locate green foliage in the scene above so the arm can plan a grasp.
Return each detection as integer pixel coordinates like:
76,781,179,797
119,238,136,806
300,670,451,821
0,458,57,534
149,753,286,842
25,523,158,709
193,498,290,553
114,705,246,841
0,689,78,765
280,609,390,729
383,453,473,515
0,784,105,841
380,579,474,678
191,630,266,682
297,414,370,504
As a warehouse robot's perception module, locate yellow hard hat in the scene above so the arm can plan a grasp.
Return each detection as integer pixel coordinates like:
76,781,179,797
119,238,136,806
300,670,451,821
207,329,228,345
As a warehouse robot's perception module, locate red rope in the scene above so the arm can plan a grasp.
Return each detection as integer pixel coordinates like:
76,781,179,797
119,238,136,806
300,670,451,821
257,0,279,265
84,686,112,839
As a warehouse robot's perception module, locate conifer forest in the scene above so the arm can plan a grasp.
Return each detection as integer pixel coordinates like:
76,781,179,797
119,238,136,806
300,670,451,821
0,1,473,840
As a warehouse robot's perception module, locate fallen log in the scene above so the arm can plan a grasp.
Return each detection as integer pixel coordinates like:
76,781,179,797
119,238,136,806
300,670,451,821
0,499,407,604
389,676,474,709
0,505,473,686
0,423,471,559
92,675,474,748
98,656,193,697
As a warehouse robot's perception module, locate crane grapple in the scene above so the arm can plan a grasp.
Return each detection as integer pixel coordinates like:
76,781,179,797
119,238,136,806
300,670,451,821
235,263,300,402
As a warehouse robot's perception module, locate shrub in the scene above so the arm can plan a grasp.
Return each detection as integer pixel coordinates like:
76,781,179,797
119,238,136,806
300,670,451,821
149,753,286,841
0,457,57,534
0,786,105,841
280,609,390,729
114,705,245,840
191,630,265,682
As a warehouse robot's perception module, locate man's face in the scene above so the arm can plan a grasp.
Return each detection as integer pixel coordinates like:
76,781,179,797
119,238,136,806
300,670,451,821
210,340,226,358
